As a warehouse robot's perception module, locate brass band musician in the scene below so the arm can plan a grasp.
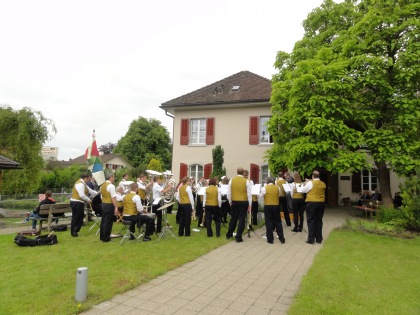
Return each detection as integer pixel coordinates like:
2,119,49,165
203,177,222,237
176,176,195,236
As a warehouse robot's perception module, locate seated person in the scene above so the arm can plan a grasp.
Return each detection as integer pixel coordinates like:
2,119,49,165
357,190,371,206
371,189,382,201
122,183,154,242
393,192,403,209
23,191,56,231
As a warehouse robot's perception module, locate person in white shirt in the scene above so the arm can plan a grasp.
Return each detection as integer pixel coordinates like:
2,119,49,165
176,176,195,236
151,176,173,233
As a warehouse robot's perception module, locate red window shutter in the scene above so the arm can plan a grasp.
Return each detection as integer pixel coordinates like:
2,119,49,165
204,163,212,179
180,119,189,145
249,116,259,145
206,117,215,145
352,171,361,193
250,164,260,184
179,163,188,182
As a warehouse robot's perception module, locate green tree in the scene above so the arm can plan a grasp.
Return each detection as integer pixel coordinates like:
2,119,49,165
0,106,56,194
98,142,116,154
210,145,226,179
147,158,163,173
267,0,420,207
400,169,420,231
39,165,87,192
113,117,172,169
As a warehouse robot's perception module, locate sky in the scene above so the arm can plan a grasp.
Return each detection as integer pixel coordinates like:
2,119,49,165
0,0,329,161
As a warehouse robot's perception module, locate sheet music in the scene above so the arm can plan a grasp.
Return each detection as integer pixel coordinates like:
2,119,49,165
282,183,292,192
152,197,162,205
296,183,304,193
251,184,261,195
220,185,228,195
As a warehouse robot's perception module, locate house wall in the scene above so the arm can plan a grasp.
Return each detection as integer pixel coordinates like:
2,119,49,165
338,171,406,205
172,104,272,182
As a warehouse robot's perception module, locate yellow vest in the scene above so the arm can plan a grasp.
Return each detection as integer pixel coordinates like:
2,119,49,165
231,176,248,201
252,195,258,202
179,185,190,204
206,186,218,206
293,185,304,199
137,183,146,200
276,179,286,197
100,181,112,204
264,185,279,206
117,199,123,208
71,179,88,201
123,192,137,215
306,180,326,202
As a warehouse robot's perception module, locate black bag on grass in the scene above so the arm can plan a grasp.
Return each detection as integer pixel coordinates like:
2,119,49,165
52,224,67,232
14,235,38,247
36,234,58,246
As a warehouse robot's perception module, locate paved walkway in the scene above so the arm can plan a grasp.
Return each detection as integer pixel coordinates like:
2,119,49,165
82,208,350,315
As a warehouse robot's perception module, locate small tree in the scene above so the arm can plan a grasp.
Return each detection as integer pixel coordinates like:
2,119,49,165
400,169,420,232
147,158,163,173
98,142,116,154
211,145,226,179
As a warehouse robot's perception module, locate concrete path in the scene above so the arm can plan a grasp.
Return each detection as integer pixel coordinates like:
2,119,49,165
82,208,350,315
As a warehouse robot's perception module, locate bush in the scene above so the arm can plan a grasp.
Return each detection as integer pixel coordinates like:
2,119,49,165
399,170,420,232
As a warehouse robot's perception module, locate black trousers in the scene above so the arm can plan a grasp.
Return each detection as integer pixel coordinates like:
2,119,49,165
123,214,154,237
251,200,258,225
70,201,85,234
205,205,221,237
178,203,192,236
196,197,203,227
227,201,248,241
152,203,163,233
100,203,114,242
279,196,291,226
292,198,306,231
264,205,284,243
220,201,230,223
306,202,325,243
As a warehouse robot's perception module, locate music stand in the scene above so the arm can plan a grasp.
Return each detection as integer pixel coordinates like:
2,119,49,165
157,202,178,241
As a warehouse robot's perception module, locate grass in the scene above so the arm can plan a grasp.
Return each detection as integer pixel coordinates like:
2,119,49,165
0,213,230,315
288,229,420,315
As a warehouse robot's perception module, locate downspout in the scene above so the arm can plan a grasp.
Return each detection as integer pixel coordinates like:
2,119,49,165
165,110,175,175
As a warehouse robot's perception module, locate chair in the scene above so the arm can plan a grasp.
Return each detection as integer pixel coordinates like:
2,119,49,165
88,212,101,235
120,220,146,245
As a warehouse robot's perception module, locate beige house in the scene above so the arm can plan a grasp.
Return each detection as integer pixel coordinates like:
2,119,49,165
49,153,133,171
161,71,272,185
161,71,404,207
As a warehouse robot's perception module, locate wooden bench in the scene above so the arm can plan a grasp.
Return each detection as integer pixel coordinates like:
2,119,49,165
352,200,383,219
34,203,72,232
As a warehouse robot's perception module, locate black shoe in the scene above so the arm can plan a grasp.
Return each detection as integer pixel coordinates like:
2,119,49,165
306,240,314,244
71,232,78,237
226,235,232,240
280,238,286,244
298,229,302,232
316,240,322,244
291,228,298,232
267,241,273,244
235,238,243,243
287,224,292,227
129,236,135,241
143,237,151,242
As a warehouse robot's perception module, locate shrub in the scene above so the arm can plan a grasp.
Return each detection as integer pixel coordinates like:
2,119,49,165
399,171,420,232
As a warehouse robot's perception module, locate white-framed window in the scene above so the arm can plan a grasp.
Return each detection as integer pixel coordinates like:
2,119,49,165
190,119,206,144
189,164,203,182
260,116,273,144
362,169,378,191
261,165,269,183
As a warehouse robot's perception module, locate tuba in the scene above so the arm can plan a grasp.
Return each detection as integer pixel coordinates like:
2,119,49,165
161,170,176,203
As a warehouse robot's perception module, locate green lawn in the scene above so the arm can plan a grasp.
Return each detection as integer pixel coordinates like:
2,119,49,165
288,229,420,315
0,214,230,315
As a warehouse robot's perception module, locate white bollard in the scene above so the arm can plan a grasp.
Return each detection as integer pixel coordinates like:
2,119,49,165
75,267,88,302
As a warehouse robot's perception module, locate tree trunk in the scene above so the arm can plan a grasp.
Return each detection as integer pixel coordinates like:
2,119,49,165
376,161,393,207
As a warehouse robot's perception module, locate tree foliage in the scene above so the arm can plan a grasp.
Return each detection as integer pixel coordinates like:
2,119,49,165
267,0,420,206
113,117,172,169
210,145,226,179
0,106,56,194
39,164,87,192
147,158,163,173
98,142,116,154
400,169,420,231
